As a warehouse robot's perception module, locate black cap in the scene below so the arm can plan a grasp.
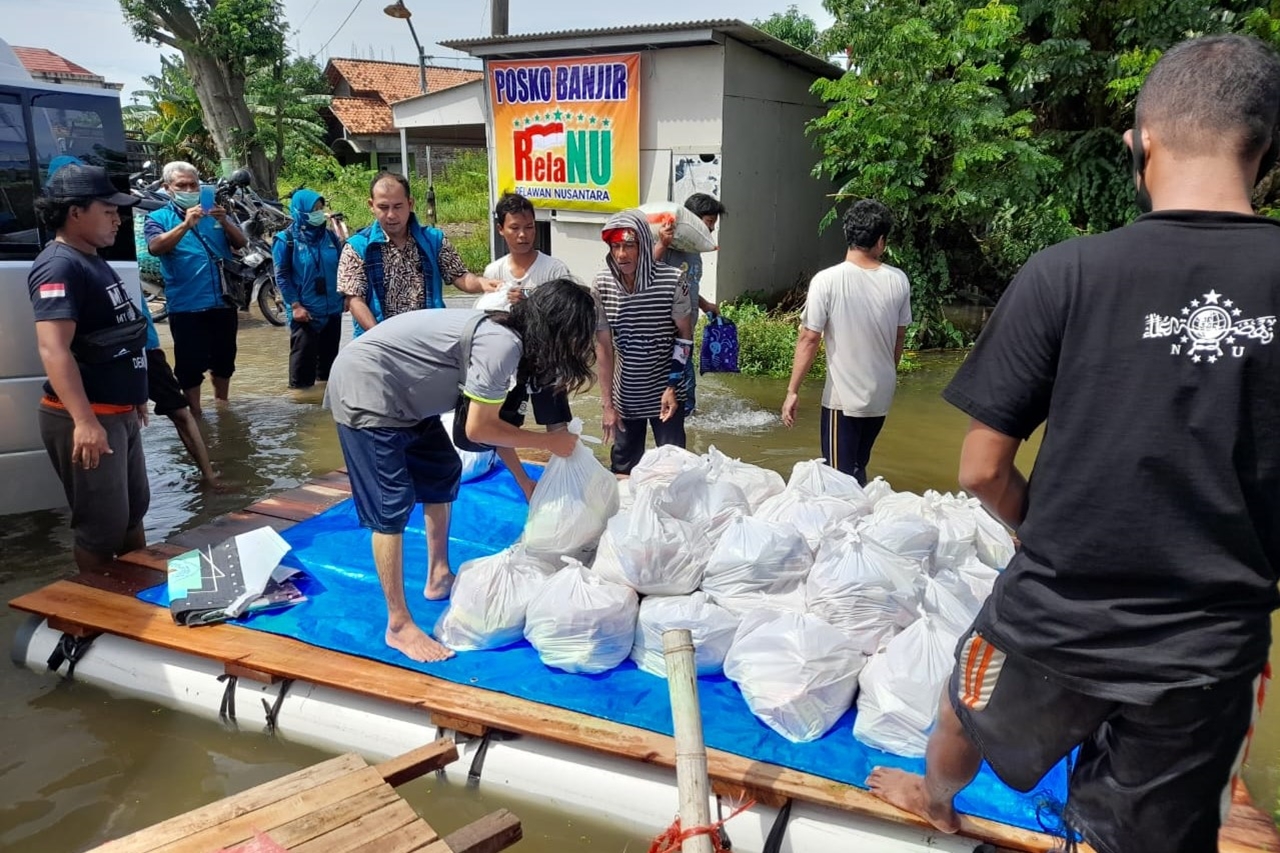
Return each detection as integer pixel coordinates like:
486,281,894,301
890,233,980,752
45,164,137,207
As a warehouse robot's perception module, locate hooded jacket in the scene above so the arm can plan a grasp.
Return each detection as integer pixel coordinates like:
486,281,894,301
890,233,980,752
272,189,345,329
592,209,692,419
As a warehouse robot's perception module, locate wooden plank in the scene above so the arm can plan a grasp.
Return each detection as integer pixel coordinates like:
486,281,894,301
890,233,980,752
373,738,459,787
311,471,352,492
344,819,441,853
47,616,96,638
434,809,522,853
19,581,1275,853
224,661,280,685
246,483,350,522
289,799,423,853
429,712,490,738
89,753,368,853
168,512,295,552
241,783,402,850
71,561,167,597
148,765,385,853
710,778,789,810
117,544,189,572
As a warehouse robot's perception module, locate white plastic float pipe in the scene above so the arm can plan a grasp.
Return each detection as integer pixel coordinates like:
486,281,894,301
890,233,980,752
11,616,983,853
664,628,714,853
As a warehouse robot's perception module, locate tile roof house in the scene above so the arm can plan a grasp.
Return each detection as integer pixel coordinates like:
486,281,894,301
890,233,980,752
13,46,121,90
323,58,481,170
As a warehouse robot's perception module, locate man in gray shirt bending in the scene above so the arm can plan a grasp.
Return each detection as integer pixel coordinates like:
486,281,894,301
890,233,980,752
326,280,598,662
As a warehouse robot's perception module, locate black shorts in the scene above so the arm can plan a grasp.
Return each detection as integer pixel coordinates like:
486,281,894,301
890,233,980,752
146,348,188,416
168,308,238,389
501,385,573,428
949,628,1261,853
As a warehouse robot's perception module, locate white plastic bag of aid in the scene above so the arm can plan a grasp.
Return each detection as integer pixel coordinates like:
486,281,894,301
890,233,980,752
630,591,741,677
592,491,702,595
523,420,619,564
723,609,863,743
806,534,920,655
630,444,708,491
756,489,866,553
703,445,785,513
640,201,718,253
786,458,873,514
434,546,549,651
473,283,515,312
863,476,895,507
524,559,639,674
853,614,958,758
858,510,940,575
701,516,812,615
966,497,1017,569
440,411,496,483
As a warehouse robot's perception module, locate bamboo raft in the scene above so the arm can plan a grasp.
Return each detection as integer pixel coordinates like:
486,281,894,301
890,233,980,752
85,739,521,853
10,469,1280,853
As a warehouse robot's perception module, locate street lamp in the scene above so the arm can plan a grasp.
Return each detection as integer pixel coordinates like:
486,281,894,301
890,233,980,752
383,1,426,95
383,0,436,224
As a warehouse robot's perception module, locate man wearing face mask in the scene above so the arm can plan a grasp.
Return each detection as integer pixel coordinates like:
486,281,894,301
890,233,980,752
866,35,1280,853
144,161,247,416
273,189,348,390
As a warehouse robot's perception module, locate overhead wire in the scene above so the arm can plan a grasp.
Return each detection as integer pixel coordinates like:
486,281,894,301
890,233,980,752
317,0,365,55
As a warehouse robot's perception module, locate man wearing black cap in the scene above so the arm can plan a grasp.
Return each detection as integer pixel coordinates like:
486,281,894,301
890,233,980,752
31,164,150,572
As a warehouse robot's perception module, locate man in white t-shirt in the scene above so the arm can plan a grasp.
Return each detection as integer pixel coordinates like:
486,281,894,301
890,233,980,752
781,199,912,485
482,192,574,499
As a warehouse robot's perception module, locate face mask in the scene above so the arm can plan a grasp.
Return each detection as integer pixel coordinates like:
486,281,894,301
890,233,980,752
1129,129,1153,215
172,190,201,209
306,211,328,227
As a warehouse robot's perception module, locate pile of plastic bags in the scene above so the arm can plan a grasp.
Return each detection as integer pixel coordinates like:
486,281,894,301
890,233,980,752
438,438,1019,756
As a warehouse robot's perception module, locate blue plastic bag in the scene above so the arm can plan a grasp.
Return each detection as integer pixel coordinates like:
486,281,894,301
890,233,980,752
700,315,740,374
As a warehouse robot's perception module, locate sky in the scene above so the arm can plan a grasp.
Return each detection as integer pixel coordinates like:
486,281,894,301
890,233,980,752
0,0,834,103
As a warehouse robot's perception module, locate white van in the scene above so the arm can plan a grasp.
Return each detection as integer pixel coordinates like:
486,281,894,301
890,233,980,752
0,40,139,515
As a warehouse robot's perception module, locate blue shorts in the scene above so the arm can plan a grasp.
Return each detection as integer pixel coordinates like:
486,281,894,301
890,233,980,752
336,417,462,534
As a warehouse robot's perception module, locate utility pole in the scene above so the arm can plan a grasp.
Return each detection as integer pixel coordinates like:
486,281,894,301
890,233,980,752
492,0,509,36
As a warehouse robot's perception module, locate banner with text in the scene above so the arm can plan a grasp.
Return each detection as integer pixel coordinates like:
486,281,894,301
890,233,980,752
488,53,640,213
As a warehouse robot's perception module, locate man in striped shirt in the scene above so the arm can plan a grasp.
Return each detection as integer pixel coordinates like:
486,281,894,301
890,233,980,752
592,209,694,475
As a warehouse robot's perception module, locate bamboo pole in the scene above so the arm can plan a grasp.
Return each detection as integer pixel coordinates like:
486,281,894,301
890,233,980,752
663,629,714,853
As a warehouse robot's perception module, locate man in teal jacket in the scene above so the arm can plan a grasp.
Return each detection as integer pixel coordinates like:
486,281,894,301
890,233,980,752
337,172,499,336
273,189,347,389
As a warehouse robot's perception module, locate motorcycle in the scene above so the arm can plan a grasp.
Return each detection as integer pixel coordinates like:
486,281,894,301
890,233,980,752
215,169,289,326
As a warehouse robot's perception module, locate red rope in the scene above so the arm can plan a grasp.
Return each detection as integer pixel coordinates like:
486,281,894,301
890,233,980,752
648,799,756,853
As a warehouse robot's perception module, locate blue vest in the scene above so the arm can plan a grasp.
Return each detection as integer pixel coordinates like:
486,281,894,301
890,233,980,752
272,226,345,329
146,203,234,313
345,215,445,337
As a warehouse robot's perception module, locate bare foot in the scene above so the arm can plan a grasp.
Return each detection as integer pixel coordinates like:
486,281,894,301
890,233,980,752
866,767,961,834
424,567,454,601
385,622,455,662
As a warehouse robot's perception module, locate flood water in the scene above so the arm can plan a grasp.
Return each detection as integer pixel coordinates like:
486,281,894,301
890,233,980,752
2,305,1277,850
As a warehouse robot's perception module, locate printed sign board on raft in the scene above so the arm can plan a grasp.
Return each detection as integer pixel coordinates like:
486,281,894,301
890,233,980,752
488,53,640,213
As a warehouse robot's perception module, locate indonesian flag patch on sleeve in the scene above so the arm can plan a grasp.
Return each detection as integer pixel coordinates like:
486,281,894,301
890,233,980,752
39,283,67,299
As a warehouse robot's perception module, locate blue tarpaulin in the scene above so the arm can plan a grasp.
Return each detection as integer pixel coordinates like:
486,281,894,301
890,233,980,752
139,464,1067,835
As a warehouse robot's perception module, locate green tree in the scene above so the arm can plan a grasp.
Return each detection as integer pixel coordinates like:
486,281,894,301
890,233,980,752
123,55,218,175
119,0,287,193
813,0,1072,348
754,5,825,56
124,53,330,183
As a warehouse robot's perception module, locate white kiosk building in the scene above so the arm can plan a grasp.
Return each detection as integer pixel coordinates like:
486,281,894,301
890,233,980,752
392,20,845,303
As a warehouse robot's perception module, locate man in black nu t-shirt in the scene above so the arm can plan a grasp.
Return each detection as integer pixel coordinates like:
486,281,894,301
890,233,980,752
31,165,150,573
867,36,1280,853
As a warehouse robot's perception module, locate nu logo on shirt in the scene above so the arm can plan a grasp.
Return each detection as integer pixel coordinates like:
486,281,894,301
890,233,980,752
1142,290,1276,363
